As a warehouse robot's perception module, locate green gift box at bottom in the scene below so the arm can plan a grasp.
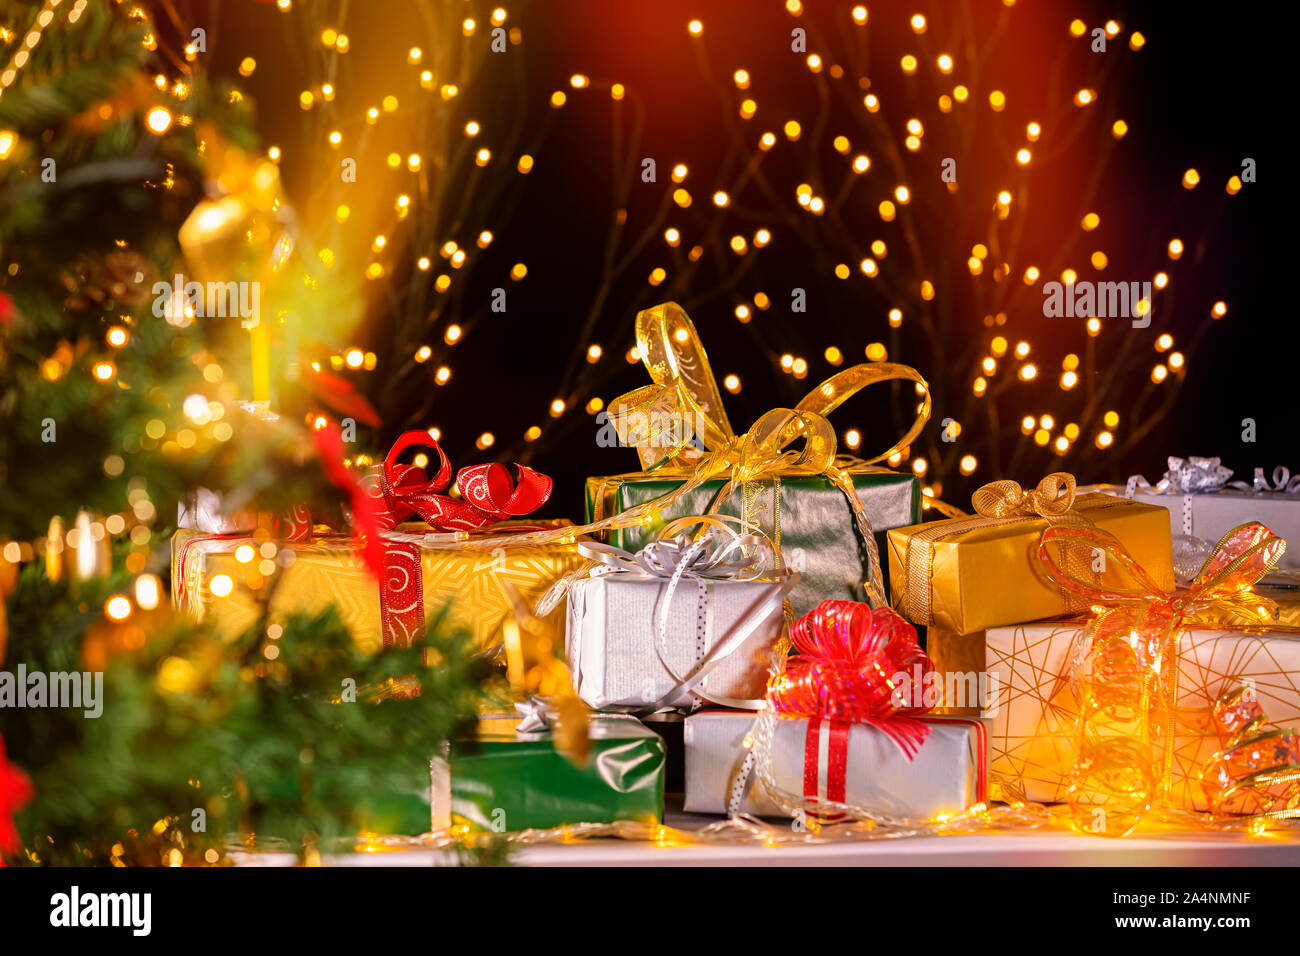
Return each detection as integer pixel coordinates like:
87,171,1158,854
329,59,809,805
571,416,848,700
432,715,666,832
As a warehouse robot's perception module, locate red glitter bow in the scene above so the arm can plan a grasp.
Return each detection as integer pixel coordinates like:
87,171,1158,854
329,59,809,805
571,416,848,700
768,600,935,759
363,430,553,533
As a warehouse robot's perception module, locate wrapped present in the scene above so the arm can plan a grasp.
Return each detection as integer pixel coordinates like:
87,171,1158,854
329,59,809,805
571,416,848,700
173,523,583,653
564,518,796,711
431,707,665,832
887,473,1174,636
987,618,1300,814
929,583,1300,719
1092,456,1300,578
988,521,1299,830
922,626,992,717
173,431,580,652
735,600,986,822
683,709,985,818
588,470,918,617
585,302,928,616
178,487,313,540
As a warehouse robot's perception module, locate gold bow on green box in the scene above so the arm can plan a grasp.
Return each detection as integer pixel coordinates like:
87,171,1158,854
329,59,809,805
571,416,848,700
584,302,927,615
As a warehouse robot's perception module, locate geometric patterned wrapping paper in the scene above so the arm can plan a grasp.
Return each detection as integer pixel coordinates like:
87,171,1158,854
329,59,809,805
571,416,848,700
585,469,919,617
682,710,986,819
172,524,585,653
985,620,1300,812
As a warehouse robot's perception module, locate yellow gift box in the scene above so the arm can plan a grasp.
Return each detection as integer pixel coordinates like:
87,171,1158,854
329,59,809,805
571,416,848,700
887,476,1174,636
172,523,585,654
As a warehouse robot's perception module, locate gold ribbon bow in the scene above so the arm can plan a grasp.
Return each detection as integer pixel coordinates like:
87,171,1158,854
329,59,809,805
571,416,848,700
610,302,929,475
604,302,930,606
1036,521,1287,836
421,303,928,615
971,472,1076,520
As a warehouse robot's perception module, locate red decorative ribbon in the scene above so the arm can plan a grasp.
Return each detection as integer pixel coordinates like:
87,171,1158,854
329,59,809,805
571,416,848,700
802,717,850,805
798,715,990,809
179,428,554,651
363,430,553,533
361,431,553,647
769,600,934,760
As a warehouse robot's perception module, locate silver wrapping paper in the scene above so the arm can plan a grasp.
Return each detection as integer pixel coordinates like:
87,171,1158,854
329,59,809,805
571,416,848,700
565,574,785,710
1091,484,1300,571
178,487,239,532
604,473,918,616
682,710,985,818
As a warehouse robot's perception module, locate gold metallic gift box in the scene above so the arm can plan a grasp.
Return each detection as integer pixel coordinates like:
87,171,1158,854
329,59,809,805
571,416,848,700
172,524,585,653
886,493,1175,636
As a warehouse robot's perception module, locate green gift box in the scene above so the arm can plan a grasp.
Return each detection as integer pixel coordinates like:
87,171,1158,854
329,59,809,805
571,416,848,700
432,714,665,832
586,469,920,615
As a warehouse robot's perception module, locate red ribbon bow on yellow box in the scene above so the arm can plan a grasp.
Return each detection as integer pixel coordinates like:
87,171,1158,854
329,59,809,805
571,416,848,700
363,430,553,533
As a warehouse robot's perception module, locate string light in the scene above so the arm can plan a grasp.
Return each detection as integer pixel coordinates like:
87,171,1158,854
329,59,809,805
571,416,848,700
161,1,1223,513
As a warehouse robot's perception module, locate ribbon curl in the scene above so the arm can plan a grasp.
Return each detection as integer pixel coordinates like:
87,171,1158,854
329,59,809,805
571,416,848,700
1036,521,1286,835
1201,686,1300,820
1127,456,1300,497
577,515,776,583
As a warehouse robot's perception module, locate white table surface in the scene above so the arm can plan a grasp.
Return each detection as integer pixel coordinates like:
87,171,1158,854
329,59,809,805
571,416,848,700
230,803,1300,867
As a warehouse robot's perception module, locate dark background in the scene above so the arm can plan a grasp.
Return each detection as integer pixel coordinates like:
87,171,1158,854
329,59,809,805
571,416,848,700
198,0,1283,517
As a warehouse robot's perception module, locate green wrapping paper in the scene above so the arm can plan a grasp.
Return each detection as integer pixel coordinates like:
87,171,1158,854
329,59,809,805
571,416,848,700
585,470,920,615
432,715,665,832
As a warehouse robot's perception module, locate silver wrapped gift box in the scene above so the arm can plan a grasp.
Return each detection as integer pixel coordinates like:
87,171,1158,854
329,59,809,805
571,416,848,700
1090,457,1300,574
565,573,789,711
683,709,987,819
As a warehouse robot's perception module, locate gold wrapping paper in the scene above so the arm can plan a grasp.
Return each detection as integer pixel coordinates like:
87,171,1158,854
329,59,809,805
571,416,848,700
886,493,1174,636
172,525,584,653
986,619,1300,812
926,627,989,717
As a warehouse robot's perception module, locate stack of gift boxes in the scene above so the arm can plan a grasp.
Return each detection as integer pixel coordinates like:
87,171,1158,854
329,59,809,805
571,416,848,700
171,299,1300,836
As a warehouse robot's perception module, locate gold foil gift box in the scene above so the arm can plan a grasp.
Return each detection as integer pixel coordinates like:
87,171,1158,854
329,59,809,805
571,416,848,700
887,474,1174,637
172,522,585,653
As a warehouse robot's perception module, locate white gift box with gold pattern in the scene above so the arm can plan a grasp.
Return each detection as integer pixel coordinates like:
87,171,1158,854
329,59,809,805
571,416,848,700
986,619,1300,811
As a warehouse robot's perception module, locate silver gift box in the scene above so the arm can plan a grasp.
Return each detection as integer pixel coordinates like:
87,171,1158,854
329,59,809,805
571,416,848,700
1092,484,1300,571
565,574,786,710
683,710,986,818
